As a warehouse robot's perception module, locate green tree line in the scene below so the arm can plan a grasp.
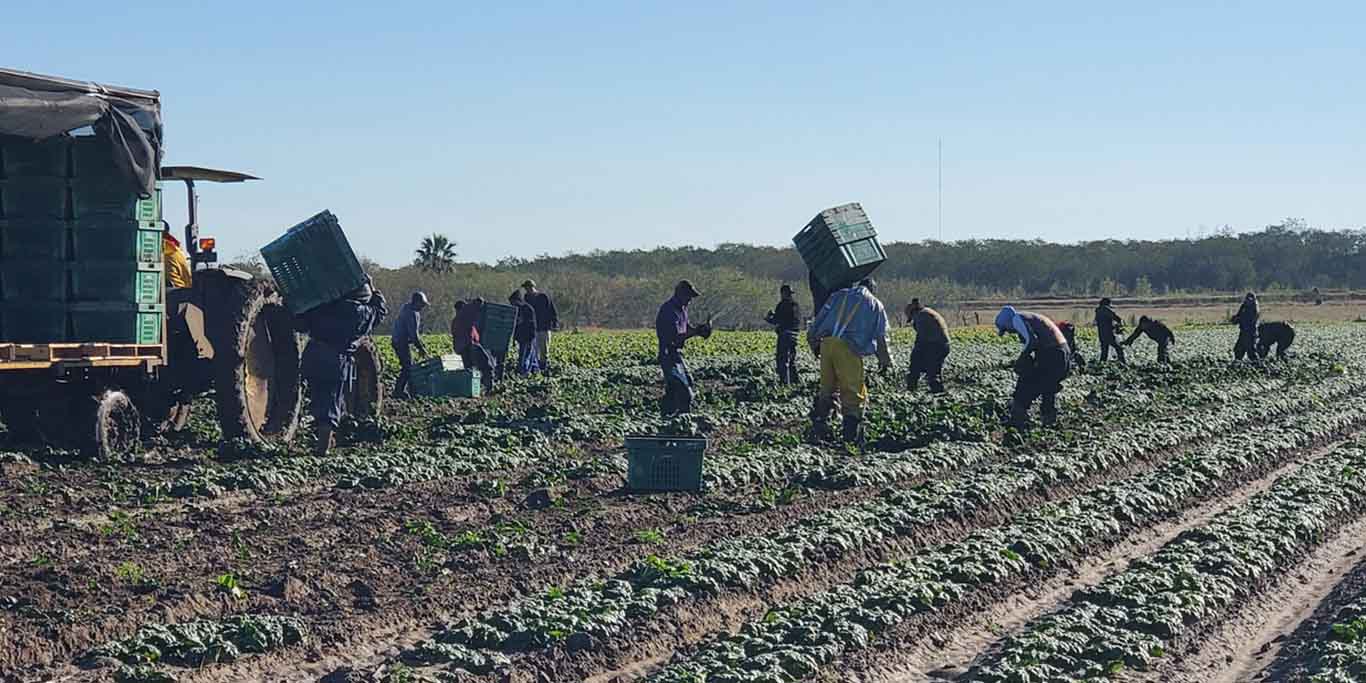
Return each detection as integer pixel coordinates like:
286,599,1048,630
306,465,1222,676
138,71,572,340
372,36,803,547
232,220,1363,333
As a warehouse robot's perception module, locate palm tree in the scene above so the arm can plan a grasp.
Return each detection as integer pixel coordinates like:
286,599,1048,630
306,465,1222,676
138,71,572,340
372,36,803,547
414,234,457,273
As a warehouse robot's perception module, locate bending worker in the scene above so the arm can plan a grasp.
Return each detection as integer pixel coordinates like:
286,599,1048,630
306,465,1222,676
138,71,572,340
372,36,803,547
808,278,892,444
655,280,710,416
1123,315,1176,363
995,305,1070,429
1257,321,1296,360
905,298,950,394
391,292,429,398
451,297,496,393
299,281,387,455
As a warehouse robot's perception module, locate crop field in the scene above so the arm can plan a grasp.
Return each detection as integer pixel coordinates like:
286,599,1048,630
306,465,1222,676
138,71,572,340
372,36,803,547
5,323,1366,683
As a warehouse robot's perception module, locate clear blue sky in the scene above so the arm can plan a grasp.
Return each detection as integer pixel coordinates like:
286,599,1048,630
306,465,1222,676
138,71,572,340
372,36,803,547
7,2,1363,266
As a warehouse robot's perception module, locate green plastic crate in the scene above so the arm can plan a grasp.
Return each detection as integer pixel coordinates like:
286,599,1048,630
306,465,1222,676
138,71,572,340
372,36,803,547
0,303,67,343
69,181,160,221
68,302,163,344
477,302,518,357
71,219,161,263
1,259,66,302
793,202,886,289
1,134,71,179
70,262,164,304
0,219,68,260
625,436,707,492
260,210,366,314
0,178,69,220
412,368,480,398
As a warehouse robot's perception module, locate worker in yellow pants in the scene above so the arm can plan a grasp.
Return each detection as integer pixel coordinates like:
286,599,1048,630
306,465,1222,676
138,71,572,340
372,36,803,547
807,277,892,444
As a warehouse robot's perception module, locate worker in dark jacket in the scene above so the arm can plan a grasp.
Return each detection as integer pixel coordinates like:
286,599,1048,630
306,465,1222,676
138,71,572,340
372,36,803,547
1094,297,1126,364
390,291,429,398
509,290,538,375
765,284,801,384
451,297,495,393
1123,315,1176,363
655,280,711,416
1232,292,1260,360
299,282,387,455
905,298,950,394
1257,321,1296,360
996,306,1070,429
521,280,558,373
1057,320,1086,370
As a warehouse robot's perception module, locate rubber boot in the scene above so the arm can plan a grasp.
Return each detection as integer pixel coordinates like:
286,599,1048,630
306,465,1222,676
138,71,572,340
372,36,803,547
314,425,334,456
808,395,835,440
841,415,865,446
1008,397,1031,430
1040,394,1059,428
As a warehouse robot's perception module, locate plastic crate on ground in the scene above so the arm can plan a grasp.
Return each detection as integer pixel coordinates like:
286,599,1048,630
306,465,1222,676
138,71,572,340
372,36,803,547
0,134,71,179
260,210,366,315
0,219,68,260
412,367,480,398
793,202,885,289
71,219,161,263
625,435,707,492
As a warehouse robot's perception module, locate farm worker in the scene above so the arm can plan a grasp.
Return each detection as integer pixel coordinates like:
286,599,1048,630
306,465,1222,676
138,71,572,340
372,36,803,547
765,284,801,384
1056,320,1086,370
451,297,496,393
391,291,430,399
521,280,559,373
298,281,387,455
995,306,1070,429
1257,321,1296,360
905,298,950,394
1122,315,1176,363
509,290,539,375
1232,292,1260,360
655,280,712,416
1094,297,1126,364
808,278,892,444
162,224,193,289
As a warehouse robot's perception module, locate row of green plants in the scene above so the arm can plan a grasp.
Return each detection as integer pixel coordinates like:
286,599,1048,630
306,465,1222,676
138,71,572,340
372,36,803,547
388,367,1362,674
84,615,306,682
965,437,1366,682
645,393,1366,683
1304,593,1366,682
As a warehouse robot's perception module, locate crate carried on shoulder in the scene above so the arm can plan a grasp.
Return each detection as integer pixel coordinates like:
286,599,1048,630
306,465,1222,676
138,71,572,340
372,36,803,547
260,210,366,315
793,202,886,289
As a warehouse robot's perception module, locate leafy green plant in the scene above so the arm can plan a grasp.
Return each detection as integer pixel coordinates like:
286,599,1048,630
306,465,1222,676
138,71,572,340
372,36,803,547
215,573,246,601
633,528,665,545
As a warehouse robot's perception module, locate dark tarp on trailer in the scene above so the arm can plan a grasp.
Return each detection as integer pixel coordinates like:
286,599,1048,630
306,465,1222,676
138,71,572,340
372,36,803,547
0,67,162,198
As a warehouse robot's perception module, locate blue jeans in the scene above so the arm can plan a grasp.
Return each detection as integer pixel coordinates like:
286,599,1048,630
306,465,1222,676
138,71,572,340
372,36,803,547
660,354,693,416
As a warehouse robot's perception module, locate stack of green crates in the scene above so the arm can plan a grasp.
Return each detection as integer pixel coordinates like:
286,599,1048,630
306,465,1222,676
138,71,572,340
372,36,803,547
410,354,480,398
792,202,886,289
0,132,165,345
260,210,366,315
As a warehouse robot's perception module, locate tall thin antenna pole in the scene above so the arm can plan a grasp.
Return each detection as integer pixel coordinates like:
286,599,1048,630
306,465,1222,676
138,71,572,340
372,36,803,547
937,138,943,241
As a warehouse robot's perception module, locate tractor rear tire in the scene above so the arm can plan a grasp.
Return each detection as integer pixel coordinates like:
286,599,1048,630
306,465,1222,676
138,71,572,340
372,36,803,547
212,279,302,445
346,336,384,418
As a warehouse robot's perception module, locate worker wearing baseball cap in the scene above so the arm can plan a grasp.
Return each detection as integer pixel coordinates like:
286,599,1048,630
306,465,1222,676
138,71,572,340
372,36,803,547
391,291,430,398
520,279,558,372
655,280,711,416
765,284,802,384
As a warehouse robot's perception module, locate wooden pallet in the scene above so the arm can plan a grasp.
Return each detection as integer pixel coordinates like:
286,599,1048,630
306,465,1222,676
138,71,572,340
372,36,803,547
0,343,163,363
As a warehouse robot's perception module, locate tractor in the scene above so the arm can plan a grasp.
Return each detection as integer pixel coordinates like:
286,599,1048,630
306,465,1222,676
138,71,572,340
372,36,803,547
0,67,381,457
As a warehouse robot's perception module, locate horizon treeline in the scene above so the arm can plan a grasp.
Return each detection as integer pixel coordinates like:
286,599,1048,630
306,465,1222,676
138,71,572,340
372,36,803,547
230,220,1364,332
